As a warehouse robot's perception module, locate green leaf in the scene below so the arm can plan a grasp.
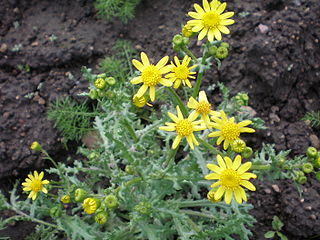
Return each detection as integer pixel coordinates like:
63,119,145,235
264,231,275,238
272,216,284,231
276,231,288,240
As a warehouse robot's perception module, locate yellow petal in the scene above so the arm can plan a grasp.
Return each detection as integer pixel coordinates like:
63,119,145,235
186,135,194,150
218,25,230,34
211,181,221,188
205,173,220,180
207,163,223,173
208,29,214,42
192,24,204,32
176,106,183,119
130,76,142,84
208,131,221,138
188,110,199,122
213,29,222,41
189,11,201,19
191,133,199,146
198,28,208,41
23,187,31,191
185,79,192,88
241,173,257,180
198,91,207,102
156,56,169,69
136,84,148,97
240,127,255,133
220,19,235,26
239,187,247,201
240,180,256,191
224,189,233,204
238,120,252,127
159,78,172,87
168,112,179,123
149,86,155,102
42,180,49,184
234,188,243,204
220,11,234,19
141,52,150,66
214,186,226,200
187,97,198,109
160,65,172,74
159,126,175,131
224,156,233,169
194,3,205,15
217,155,226,169
202,0,211,12
216,2,226,14
132,59,144,71
237,162,252,174
42,187,48,194
173,79,181,89
172,135,182,149
232,155,242,170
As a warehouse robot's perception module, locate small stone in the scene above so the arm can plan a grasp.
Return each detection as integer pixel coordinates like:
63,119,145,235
38,97,46,105
0,43,8,52
31,41,39,47
258,24,269,34
158,25,165,29
264,188,272,194
310,134,320,149
310,214,317,220
269,113,281,124
271,184,280,192
304,206,312,211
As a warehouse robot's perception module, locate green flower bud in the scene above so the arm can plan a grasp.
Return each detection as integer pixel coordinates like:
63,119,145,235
98,89,106,97
94,78,107,89
294,170,305,178
313,157,320,168
297,175,307,184
134,201,151,215
315,172,320,182
242,147,253,158
88,152,98,160
172,34,184,46
231,139,246,153
95,211,108,224
220,42,230,49
208,46,218,56
105,90,115,100
89,89,98,100
215,46,228,59
60,195,71,204
125,165,135,175
182,37,189,46
104,194,118,209
172,44,181,52
302,163,314,174
236,99,246,107
50,206,62,218
74,188,88,202
306,147,318,158
278,157,286,167
106,77,116,86
30,141,42,151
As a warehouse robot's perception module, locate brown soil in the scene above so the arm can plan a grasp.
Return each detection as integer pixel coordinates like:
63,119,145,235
1,0,320,239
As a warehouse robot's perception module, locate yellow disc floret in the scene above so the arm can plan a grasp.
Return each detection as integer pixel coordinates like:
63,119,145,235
196,101,211,115
202,12,220,29
220,169,240,189
176,119,193,137
173,65,189,80
141,65,161,86
220,120,240,141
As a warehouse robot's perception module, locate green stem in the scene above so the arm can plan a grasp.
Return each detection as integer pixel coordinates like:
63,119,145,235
181,46,198,62
197,137,223,156
192,72,204,98
163,147,178,169
122,118,138,142
180,209,216,219
176,199,214,208
250,164,271,171
167,88,188,117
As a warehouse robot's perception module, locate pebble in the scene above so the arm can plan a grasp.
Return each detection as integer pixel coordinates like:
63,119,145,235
258,24,269,34
272,184,280,192
0,43,8,52
309,134,320,149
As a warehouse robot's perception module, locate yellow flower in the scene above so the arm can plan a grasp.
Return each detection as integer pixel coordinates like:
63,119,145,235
82,198,99,215
207,189,221,203
187,0,235,42
165,56,197,89
187,90,220,127
131,52,172,101
60,195,71,204
182,23,194,38
208,110,255,150
30,141,41,151
205,155,257,204
22,171,49,200
159,106,206,150
132,94,147,108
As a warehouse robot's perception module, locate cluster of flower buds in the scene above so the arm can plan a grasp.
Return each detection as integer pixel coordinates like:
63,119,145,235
208,42,230,60
89,73,116,100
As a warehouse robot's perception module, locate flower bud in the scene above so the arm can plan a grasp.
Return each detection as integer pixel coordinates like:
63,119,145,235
104,194,118,209
132,94,146,108
60,195,71,204
97,73,106,78
297,175,307,184
314,157,320,168
242,147,253,158
82,198,100,215
181,24,194,38
182,37,190,46
302,163,314,174
215,46,228,59
306,147,318,159
30,141,42,151
105,90,115,99
89,89,98,100
220,42,230,49
106,77,116,86
125,165,135,175
94,78,107,89
74,188,88,202
278,157,286,167
172,34,184,47
231,139,246,153
95,211,108,224
50,206,62,218
208,46,218,56
315,172,320,182
134,201,151,215
207,189,221,203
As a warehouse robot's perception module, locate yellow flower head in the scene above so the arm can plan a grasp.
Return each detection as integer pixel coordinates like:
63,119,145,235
131,52,172,102
30,141,42,151
207,189,221,203
208,110,255,150
60,195,71,204
182,23,194,38
159,106,206,150
82,198,99,215
132,94,147,108
22,171,49,201
205,155,257,204
187,0,235,42
187,90,220,127
166,56,197,89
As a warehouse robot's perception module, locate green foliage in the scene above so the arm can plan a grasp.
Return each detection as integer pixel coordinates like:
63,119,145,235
303,111,320,128
47,97,95,142
25,225,58,240
95,0,141,23
264,216,288,240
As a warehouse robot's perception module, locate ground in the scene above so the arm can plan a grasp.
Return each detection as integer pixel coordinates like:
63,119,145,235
0,0,320,239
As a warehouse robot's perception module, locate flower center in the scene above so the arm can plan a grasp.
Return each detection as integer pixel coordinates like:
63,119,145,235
220,169,241,189
141,65,161,86
174,65,189,80
176,119,193,136
202,12,220,29
196,101,211,114
221,121,240,140
30,179,42,192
